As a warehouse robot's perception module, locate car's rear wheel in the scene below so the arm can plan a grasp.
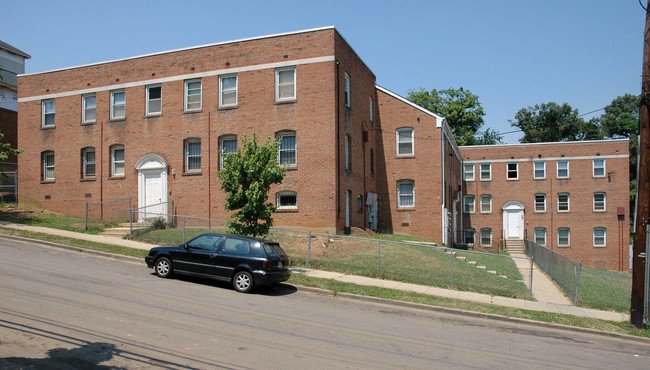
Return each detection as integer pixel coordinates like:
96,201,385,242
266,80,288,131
233,271,254,293
155,257,172,278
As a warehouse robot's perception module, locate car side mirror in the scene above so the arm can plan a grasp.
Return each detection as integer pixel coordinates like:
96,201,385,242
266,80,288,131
183,243,189,250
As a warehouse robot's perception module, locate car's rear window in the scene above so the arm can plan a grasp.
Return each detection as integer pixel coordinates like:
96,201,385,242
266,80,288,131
262,243,286,257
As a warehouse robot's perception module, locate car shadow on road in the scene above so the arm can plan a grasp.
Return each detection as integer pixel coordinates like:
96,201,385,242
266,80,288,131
152,272,298,296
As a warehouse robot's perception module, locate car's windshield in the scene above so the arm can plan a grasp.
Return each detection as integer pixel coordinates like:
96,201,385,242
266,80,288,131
262,243,286,257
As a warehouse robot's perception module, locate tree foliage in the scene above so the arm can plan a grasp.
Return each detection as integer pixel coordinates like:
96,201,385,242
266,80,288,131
510,102,603,143
217,134,286,237
407,87,501,145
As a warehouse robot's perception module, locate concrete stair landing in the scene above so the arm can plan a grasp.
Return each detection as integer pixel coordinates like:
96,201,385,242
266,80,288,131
505,238,524,252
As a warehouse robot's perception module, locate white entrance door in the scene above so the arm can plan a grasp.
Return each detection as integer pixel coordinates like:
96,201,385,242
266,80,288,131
502,201,525,239
506,210,522,238
143,170,165,218
135,154,168,222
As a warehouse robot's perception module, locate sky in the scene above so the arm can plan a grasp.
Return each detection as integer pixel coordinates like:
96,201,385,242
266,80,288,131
2,0,645,143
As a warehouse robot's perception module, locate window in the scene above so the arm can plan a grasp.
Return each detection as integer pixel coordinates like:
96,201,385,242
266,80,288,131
480,194,492,213
357,195,363,211
111,145,125,177
277,132,297,167
480,163,491,181
146,85,162,115
219,136,237,170
185,80,202,111
593,228,606,247
277,191,298,209
41,151,55,181
82,94,96,123
344,73,350,107
187,234,222,251
369,97,373,121
558,228,570,247
463,164,475,181
557,193,570,212
184,139,201,172
222,237,251,255
111,90,125,120
507,162,518,180
42,100,55,128
344,135,350,170
534,161,545,179
593,192,606,211
219,75,237,107
396,127,414,156
463,195,475,214
534,228,547,246
480,228,492,246
81,147,96,178
593,159,605,177
534,194,546,212
276,67,296,101
464,229,475,244
397,180,415,208
557,160,569,178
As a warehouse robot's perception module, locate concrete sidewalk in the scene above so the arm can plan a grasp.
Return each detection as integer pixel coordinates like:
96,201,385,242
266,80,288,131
0,221,628,322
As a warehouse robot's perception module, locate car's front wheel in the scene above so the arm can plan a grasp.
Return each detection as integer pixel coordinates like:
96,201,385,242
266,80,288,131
155,257,173,278
233,271,254,293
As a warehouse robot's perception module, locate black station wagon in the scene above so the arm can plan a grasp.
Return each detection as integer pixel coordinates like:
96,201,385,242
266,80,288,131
145,233,291,293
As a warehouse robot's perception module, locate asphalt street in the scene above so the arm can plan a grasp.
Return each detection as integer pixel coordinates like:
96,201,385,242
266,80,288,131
1,235,648,369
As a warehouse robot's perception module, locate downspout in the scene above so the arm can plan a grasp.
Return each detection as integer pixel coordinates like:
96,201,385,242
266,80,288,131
208,112,212,220
100,120,104,219
441,125,446,245
336,61,341,220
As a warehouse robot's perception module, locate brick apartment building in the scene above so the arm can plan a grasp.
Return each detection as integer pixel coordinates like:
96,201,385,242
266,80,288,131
16,27,629,269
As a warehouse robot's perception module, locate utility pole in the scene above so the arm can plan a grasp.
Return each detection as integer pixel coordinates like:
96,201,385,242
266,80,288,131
631,0,650,328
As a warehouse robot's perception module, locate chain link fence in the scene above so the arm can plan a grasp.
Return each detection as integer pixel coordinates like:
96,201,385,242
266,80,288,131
0,171,17,203
84,198,132,231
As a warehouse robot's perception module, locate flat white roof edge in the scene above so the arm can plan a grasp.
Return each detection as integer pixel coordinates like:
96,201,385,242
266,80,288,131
462,138,629,149
19,26,336,77
375,85,444,122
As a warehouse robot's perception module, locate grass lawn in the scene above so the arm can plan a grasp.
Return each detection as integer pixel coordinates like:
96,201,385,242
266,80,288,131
577,269,632,313
0,205,116,234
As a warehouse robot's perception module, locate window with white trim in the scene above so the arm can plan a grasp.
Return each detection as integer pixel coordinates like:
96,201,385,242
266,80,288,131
357,194,363,211
220,75,237,107
185,80,202,111
110,90,125,120
593,192,606,212
82,94,96,124
593,227,606,247
184,139,201,172
557,160,569,178
81,147,96,178
480,228,492,246
480,163,491,181
277,191,298,209
344,135,350,170
534,228,546,246
277,131,297,167
219,136,237,170
463,195,475,214
593,159,605,177
480,194,492,213
369,97,373,121
557,193,570,212
463,164,475,181
507,162,518,180
276,67,296,101
111,145,125,177
42,99,55,128
396,127,414,156
534,161,545,179
344,73,350,107
558,228,570,247
397,180,415,208
146,85,162,115
534,194,546,212
464,229,475,244
42,151,55,181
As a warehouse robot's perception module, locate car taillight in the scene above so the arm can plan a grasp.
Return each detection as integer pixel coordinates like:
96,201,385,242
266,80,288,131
262,259,269,269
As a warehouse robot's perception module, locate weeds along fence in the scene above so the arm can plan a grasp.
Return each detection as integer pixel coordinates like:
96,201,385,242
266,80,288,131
128,212,534,300
525,239,631,312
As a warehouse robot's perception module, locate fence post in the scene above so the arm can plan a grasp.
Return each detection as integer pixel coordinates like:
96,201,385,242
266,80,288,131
450,248,454,286
129,197,133,236
84,202,88,232
182,217,186,244
306,231,312,267
574,260,582,304
529,256,534,295
377,240,381,276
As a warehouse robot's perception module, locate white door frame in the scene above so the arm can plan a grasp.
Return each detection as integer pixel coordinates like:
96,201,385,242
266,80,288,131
135,154,168,222
502,201,525,239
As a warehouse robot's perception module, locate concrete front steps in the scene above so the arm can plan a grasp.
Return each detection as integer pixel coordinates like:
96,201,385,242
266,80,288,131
100,222,150,238
505,238,524,253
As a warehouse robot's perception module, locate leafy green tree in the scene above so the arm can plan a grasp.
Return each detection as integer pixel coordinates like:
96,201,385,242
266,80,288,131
407,87,500,145
510,102,603,143
0,130,21,167
217,134,286,237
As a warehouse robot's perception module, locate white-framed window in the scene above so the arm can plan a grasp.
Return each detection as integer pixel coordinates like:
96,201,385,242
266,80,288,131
533,161,546,179
42,99,55,128
507,162,518,180
277,131,297,167
146,85,162,116
344,135,351,170
397,180,415,208
480,228,492,246
463,195,475,214
219,75,237,107
463,163,475,181
276,67,296,101
184,139,201,172
185,79,202,111
480,194,492,213
42,151,55,181
110,90,125,120
558,228,570,247
534,228,547,246
396,127,414,156
219,136,237,170
464,229,475,244
557,193,570,212
557,160,569,178
344,73,351,107
82,94,96,124
593,159,606,177
111,145,125,177
357,194,363,211
534,194,546,212
369,97,373,121
81,147,96,178
480,163,491,181
593,192,606,212
593,227,606,247
277,191,298,209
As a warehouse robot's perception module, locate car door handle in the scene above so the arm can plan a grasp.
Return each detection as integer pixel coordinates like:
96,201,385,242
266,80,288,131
210,254,218,258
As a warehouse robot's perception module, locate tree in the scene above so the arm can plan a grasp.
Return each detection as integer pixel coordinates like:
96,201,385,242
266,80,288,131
407,87,500,145
0,130,21,167
510,102,603,143
217,134,286,237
